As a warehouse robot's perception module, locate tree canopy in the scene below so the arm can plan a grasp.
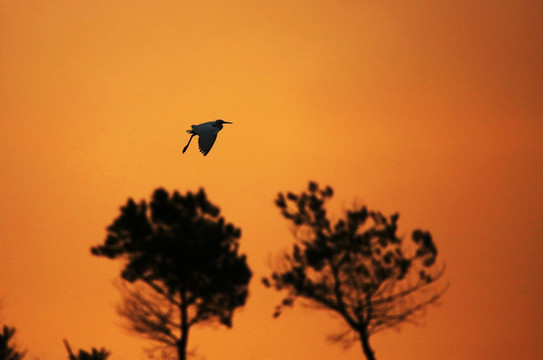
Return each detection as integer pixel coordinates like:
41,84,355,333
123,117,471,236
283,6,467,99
63,339,111,360
0,326,26,360
91,188,252,360
264,182,446,360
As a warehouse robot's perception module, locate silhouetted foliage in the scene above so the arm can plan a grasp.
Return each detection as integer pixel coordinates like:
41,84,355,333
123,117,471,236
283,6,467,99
264,182,446,360
0,325,26,360
91,188,252,360
63,339,111,360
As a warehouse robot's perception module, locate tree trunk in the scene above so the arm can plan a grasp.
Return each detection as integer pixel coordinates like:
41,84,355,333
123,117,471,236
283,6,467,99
177,339,186,360
359,327,376,360
177,287,189,360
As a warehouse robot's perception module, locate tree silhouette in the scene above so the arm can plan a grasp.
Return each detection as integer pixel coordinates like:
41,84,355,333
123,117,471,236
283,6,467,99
263,182,446,360
63,339,111,360
0,326,26,360
91,188,252,360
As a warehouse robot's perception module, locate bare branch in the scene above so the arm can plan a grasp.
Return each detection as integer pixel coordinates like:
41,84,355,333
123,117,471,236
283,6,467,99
116,282,179,346
141,279,182,308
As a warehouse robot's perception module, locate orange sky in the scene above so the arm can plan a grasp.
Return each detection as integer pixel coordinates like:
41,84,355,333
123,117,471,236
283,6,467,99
1,1,542,359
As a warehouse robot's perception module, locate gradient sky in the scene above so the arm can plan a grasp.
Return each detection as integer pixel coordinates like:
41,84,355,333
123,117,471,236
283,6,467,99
1,1,542,359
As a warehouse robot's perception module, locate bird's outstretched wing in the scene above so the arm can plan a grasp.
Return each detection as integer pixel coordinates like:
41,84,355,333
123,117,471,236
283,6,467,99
198,133,217,156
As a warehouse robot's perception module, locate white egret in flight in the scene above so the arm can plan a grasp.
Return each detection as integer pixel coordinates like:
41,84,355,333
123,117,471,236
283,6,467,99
182,119,233,156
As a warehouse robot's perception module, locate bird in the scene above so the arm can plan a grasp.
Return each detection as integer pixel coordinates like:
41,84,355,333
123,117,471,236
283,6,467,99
182,119,233,156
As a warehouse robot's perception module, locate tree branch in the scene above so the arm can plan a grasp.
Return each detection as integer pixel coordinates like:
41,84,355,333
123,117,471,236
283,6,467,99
330,263,360,330
371,266,446,307
142,278,182,308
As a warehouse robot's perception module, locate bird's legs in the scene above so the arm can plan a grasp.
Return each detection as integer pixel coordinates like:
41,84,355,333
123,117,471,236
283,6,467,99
182,134,196,153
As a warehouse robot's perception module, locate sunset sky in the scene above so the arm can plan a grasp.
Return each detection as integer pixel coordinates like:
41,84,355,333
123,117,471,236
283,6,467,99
1,1,542,359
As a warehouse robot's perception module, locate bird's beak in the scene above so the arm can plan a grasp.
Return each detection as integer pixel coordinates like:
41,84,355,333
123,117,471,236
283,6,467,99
223,121,233,124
